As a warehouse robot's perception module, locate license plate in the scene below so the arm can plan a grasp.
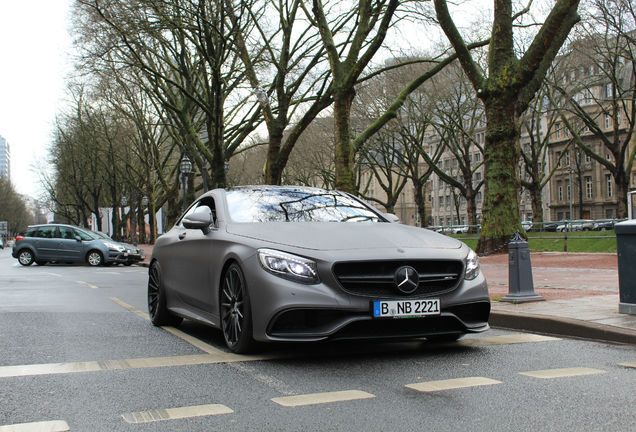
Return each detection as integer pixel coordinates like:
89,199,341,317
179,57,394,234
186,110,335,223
372,299,440,318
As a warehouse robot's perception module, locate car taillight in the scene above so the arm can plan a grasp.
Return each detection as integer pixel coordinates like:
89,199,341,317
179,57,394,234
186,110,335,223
15,235,24,241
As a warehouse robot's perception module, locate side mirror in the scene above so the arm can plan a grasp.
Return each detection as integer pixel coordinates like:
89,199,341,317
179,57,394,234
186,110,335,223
383,213,400,223
75,236,82,242
183,206,214,234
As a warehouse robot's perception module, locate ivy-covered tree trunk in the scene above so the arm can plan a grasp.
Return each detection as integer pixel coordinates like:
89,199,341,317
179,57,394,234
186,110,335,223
478,98,522,251
333,90,357,193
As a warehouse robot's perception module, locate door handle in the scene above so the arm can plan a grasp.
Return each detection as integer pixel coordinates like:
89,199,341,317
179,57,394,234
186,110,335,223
178,232,187,240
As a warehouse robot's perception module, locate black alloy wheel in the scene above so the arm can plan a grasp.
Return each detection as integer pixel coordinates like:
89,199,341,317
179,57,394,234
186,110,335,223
147,261,182,327
220,263,255,353
18,249,34,266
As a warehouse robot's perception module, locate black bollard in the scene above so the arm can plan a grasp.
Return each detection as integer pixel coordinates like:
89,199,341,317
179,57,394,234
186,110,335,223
501,232,545,303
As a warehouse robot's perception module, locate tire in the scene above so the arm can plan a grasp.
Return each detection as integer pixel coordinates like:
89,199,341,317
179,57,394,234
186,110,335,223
35,260,47,266
147,261,183,327
426,333,464,343
220,263,255,353
86,250,103,267
17,249,34,266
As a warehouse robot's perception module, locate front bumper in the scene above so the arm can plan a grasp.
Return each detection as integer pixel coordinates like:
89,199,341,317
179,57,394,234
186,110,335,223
242,252,491,343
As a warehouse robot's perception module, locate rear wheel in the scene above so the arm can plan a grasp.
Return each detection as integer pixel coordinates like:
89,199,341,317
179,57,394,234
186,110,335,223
147,262,182,327
18,249,34,266
220,263,255,353
86,250,103,267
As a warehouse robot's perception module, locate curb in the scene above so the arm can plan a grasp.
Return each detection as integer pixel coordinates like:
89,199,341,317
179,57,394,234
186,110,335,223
490,310,636,345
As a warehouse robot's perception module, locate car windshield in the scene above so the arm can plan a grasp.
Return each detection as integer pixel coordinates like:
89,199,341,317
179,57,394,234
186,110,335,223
92,231,111,240
225,188,383,223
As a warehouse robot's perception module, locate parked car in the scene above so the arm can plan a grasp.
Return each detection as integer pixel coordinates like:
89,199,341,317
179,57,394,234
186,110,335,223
12,223,130,266
148,186,490,353
521,221,533,231
593,220,615,231
91,231,145,265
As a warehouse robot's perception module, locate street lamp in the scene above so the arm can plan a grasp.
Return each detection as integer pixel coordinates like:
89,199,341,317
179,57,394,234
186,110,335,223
180,156,193,214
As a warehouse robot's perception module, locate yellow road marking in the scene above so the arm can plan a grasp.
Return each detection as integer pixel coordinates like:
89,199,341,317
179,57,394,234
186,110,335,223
459,334,560,347
272,390,375,407
110,297,271,360
0,353,268,379
406,377,501,392
520,367,606,379
76,280,98,289
619,362,636,369
0,420,69,432
122,403,233,424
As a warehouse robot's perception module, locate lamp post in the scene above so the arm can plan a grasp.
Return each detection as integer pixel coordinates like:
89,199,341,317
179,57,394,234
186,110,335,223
180,156,193,214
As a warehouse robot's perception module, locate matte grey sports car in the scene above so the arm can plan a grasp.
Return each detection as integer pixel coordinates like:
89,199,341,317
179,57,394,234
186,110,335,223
148,186,490,353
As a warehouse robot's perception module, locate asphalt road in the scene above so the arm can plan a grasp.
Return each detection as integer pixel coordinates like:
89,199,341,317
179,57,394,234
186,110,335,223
1,248,635,432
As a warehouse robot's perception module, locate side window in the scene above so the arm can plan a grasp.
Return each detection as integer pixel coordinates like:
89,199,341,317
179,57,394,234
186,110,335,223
38,227,56,239
25,228,37,237
58,227,76,240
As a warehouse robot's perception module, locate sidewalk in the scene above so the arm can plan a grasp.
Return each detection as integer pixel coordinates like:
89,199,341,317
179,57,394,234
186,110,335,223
481,252,636,345
137,245,636,345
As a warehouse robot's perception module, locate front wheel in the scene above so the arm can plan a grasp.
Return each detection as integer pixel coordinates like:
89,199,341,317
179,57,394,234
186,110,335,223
18,249,34,266
220,263,255,353
147,262,182,327
86,251,103,267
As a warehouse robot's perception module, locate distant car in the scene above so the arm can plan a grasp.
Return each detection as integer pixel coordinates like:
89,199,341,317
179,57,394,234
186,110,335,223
542,222,558,232
521,221,533,231
12,223,130,266
593,220,615,231
91,231,145,265
149,186,490,353
451,225,469,234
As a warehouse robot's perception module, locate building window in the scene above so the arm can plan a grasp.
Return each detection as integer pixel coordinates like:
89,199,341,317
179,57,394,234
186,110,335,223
606,174,613,197
567,180,571,201
556,151,562,168
605,114,611,129
585,153,591,164
476,192,482,203
557,181,563,201
556,123,561,139
474,153,481,163
445,195,451,208
439,196,444,208
565,151,570,166
585,176,593,199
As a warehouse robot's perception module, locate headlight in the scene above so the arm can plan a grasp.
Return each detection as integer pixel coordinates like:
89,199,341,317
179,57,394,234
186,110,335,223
464,249,480,280
258,249,320,284
104,242,125,252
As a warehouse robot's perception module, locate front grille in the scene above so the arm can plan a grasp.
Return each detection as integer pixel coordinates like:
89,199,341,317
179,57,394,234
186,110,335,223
333,260,463,298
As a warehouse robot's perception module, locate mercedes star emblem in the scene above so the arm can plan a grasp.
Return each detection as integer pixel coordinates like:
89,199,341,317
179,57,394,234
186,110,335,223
394,266,419,294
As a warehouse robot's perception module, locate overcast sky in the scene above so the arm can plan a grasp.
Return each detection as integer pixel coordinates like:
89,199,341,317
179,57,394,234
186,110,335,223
0,0,73,199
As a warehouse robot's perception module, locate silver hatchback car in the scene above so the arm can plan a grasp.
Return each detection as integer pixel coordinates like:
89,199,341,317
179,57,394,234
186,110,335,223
12,223,129,266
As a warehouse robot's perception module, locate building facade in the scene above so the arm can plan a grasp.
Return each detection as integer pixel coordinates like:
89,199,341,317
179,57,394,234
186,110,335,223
0,136,9,180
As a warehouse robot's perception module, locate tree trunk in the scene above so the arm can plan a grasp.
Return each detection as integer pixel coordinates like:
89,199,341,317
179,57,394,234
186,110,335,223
530,186,544,222
413,184,426,227
616,169,628,218
265,128,284,185
476,98,523,253
333,89,356,194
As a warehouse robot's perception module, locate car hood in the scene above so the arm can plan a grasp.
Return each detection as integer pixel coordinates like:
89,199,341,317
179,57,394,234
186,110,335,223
225,222,463,251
